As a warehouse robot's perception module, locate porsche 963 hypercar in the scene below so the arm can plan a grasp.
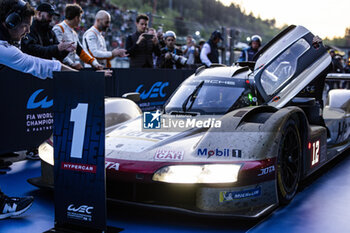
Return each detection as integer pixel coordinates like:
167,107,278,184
33,25,350,218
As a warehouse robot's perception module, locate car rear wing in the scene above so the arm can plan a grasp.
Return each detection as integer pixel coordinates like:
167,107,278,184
326,73,350,80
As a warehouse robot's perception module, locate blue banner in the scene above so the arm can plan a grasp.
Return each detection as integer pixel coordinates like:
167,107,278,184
0,68,53,154
53,71,106,231
115,68,194,111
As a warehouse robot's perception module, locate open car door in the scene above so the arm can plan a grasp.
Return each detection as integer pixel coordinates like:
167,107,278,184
252,25,332,108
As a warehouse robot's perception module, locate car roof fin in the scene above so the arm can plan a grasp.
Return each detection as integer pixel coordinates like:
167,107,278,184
195,64,227,76
195,65,206,76
232,66,250,77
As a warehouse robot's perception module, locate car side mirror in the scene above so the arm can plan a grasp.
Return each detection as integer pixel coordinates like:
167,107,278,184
122,92,140,102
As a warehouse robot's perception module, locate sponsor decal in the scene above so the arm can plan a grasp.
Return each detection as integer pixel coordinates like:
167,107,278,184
67,204,94,222
136,81,169,100
143,110,162,129
197,148,241,158
61,162,96,173
26,89,53,132
258,165,275,176
105,161,120,171
310,140,320,166
219,187,261,202
191,79,236,86
154,150,184,161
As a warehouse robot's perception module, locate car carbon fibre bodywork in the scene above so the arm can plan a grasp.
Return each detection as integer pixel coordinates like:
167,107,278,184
31,25,350,218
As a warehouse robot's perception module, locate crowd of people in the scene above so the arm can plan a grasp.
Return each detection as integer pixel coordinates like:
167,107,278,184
124,13,222,69
12,0,269,71
18,0,226,70
21,0,234,70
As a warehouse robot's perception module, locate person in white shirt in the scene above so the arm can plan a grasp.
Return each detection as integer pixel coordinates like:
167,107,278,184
52,4,102,70
200,30,223,67
83,10,127,68
0,1,75,79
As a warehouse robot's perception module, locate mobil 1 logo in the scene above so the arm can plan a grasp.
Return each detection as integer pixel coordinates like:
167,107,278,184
197,148,242,159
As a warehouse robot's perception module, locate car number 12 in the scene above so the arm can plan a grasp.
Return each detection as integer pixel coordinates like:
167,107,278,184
311,140,320,166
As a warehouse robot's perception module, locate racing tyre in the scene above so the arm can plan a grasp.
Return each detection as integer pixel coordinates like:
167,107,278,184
277,117,302,205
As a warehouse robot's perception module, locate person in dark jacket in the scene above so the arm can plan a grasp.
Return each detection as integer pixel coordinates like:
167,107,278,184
200,30,223,67
238,35,262,62
21,3,75,61
21,2,75,160
157,31,186,69
125,14,160,68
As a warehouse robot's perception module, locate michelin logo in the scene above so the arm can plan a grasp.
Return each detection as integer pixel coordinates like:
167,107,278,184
219,187,261,202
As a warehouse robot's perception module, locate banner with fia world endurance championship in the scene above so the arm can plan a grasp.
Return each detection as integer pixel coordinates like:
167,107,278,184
0,68,53,154
53,71,106,232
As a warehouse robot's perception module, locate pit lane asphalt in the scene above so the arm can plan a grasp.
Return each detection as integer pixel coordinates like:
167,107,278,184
0,149,349,232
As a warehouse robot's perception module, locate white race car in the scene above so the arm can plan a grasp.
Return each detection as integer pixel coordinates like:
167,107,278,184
32,25,350,218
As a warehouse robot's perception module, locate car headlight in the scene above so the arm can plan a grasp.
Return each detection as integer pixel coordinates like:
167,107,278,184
152,164,241,184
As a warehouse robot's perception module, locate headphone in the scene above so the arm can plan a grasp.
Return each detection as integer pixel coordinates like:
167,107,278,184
5,0,27,29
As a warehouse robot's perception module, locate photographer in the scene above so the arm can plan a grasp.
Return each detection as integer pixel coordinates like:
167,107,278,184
157,31,186,69
125,14,160,68
183,35,198,65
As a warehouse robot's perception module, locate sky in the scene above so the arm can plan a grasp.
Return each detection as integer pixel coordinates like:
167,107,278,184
219,0,350,39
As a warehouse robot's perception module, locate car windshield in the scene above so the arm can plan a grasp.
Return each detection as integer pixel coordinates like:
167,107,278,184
164,81,245,115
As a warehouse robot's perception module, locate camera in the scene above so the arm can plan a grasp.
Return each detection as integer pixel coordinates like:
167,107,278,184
171,53,187,65
143,34,153,40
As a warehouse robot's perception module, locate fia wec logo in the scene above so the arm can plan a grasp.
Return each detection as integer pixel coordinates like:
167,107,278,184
136,81,169,100
27,89,53,109
67,204,94,214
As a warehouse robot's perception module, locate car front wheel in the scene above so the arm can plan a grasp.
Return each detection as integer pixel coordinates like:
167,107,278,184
277,117,302,205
